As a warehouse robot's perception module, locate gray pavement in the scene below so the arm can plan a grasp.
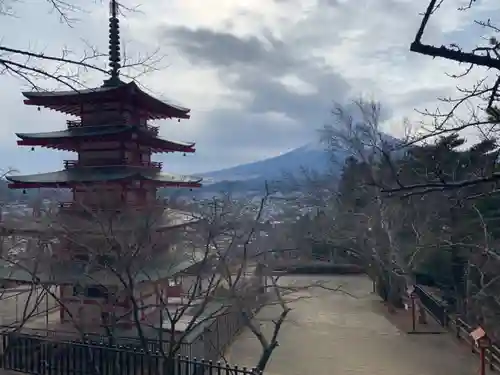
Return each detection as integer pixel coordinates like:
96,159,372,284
227,275,489,375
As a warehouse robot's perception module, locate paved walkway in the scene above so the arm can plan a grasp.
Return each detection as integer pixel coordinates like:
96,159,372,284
227,275,490,375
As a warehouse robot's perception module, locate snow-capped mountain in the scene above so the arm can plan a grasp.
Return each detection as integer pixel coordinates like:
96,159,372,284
165,131,401,198
199,141,342,184
178,141,350,198
198,129,400,187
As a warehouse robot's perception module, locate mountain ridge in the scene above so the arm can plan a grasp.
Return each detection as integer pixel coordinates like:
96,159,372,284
198,141,340,184
188,129,401,196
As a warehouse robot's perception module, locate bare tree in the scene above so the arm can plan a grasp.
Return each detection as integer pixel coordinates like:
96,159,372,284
381,0,500,195
0,186,354,374
313,99,438,318
1,0,164,91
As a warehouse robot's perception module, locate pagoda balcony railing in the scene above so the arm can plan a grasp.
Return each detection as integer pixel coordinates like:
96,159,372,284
67,121,160,135
145,124,159,136
58,199,169,213
66,120,83,128
63,160,78,169
64,160,162,169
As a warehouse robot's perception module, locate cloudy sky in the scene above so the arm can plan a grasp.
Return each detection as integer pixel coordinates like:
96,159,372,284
0,0,498,176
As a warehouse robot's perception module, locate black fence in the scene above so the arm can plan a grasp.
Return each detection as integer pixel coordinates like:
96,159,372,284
0,333,261,375
413,285,448,327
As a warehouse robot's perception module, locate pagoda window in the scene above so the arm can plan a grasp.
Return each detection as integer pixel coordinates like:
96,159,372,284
85,285,109,299
71,283,111,300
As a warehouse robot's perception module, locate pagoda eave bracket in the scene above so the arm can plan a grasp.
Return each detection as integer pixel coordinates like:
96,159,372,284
8,183,67,189
8,181,202,190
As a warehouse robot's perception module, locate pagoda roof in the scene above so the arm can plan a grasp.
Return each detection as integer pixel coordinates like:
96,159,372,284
6,166,202,188
0,248,206,285
22,81,190,120
0,208,200,236
16,125,196,153
17,125,130,139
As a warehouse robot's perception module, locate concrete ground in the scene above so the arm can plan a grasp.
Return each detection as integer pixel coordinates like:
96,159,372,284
227,275,490,375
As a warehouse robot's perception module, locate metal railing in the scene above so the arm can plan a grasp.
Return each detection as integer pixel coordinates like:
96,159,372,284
63,159,162,169
414,285,448,327
0,332,261,375
415,285,500,370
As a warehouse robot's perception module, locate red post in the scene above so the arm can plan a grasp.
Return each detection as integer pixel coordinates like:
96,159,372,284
480,347,486,375
471,326,490,375
479,347,486,375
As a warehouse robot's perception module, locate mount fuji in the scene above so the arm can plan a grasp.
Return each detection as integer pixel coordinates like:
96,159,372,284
178,141,349,197
199,142,341,184
165,129,401,197
198,127,400,186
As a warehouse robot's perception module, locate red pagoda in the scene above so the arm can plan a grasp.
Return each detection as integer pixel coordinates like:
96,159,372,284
7,2,201,196
0,0,204,333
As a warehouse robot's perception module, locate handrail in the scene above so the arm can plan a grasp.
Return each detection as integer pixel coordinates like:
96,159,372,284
414,286,448,327
415,285,500,371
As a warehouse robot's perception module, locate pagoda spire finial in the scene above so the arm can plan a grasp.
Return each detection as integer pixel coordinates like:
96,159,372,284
103,0,122,86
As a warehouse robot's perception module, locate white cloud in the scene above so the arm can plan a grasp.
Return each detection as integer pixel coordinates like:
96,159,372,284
277,74,317,95
0,0,498,174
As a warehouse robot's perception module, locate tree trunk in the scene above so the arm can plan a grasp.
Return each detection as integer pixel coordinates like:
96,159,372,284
256,342,278,373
